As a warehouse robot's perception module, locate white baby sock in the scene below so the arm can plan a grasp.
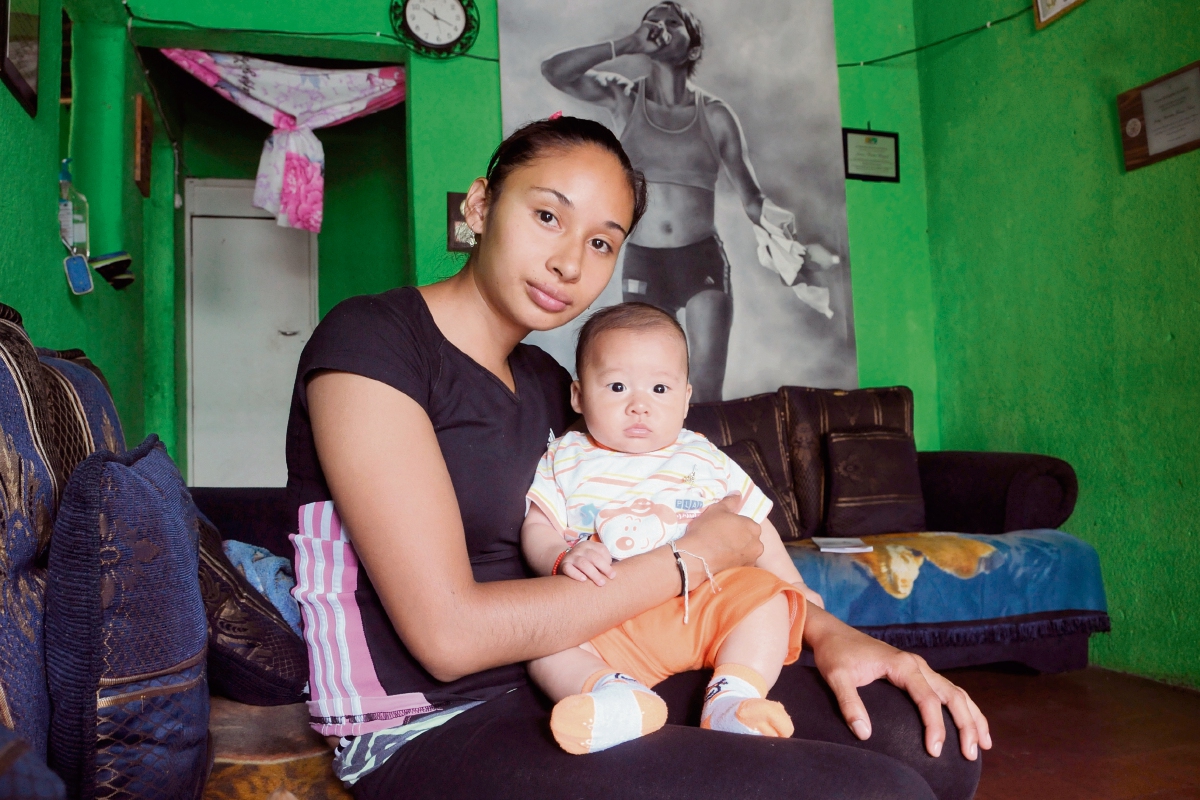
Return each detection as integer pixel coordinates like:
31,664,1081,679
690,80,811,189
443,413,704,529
700,663,794,738
550,670,668,755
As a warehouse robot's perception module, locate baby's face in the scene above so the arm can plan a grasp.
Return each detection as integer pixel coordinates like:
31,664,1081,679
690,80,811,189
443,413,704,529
572,327,692,453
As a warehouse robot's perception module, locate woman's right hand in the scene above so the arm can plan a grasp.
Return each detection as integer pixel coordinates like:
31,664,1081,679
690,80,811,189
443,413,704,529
675,496,764,584
618,21,668,56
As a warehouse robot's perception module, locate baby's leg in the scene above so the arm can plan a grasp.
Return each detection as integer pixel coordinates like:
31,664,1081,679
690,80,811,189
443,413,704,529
701,593,795,738
530,643,668,755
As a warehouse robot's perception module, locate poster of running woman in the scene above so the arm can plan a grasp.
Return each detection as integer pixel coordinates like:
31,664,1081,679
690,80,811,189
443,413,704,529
499,0,856,401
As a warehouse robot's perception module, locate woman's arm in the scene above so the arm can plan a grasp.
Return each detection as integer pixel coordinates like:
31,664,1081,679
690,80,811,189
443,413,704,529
308,371,763,682
706,101,767,223
540,23,660,113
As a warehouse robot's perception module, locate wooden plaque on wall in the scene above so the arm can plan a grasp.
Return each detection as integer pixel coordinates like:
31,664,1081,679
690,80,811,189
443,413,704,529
1033,0,1089,29
1118,61,1200,172
134,93,153,197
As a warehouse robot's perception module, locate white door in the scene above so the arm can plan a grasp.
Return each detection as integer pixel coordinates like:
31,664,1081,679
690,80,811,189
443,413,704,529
186,179,318,487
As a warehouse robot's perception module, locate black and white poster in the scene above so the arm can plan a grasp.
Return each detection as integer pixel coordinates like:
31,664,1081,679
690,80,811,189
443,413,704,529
500,0,857,400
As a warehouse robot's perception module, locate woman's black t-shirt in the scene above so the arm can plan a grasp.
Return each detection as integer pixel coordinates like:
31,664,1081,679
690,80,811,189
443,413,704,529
285,286,576,706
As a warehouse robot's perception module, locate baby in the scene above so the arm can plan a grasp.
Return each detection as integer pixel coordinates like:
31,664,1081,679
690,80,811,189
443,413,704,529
522,302,823,755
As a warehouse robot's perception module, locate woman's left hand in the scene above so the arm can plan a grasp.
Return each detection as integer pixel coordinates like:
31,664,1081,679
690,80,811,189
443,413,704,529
804,606,992,760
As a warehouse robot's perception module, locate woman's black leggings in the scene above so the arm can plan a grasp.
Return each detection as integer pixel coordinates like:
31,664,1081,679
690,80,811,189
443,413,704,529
353,663,982,800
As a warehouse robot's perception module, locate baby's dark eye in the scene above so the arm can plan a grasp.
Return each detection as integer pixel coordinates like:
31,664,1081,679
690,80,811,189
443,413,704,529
653,384,668,394
538,210,556,224
590,238,612,253
609,382,626,393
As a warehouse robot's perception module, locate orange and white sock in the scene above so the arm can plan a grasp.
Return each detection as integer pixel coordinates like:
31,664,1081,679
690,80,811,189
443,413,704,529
550,670,668,755
700,664,793,738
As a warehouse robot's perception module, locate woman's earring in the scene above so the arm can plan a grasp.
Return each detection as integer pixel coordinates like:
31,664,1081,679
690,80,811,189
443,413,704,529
454,221,477,248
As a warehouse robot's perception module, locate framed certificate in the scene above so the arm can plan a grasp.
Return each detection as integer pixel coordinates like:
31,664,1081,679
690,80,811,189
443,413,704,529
1118,61,1200,172
842,128,899,183
1033,0,1089,29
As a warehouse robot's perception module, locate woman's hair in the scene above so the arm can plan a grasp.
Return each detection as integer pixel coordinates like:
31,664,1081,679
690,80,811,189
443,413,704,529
484,116,649,234
644,1,704,77
575,302,688,379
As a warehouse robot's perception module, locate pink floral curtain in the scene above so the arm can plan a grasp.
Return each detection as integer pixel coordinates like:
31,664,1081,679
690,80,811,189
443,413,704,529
162,50,406,232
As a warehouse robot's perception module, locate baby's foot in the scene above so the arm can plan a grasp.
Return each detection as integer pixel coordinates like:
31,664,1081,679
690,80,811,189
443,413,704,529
550,671,668,754
701,664,793,738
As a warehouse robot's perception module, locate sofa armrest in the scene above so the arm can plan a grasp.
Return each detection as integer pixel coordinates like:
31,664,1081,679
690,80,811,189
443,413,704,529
190,487,293,557
917,452,1078,534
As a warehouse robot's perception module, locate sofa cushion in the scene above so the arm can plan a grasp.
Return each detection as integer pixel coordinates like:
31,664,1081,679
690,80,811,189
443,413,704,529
779,386,914,538
0,308,72,757
45,435,210,799
0,727,65,799
35,349,125,456
717,440,802,540
199,512,309,706
825,428,925,537
685,393,801,539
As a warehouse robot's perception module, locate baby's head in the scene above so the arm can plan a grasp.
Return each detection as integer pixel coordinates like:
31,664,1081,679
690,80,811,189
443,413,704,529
572,303,692,454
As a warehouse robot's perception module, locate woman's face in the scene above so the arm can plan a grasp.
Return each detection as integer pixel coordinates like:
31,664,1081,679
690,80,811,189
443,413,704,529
642,5,696,71
466,145,635,332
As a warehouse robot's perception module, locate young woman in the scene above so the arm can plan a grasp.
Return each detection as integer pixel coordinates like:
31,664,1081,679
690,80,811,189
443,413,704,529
540,1,839,401
286,116,989,799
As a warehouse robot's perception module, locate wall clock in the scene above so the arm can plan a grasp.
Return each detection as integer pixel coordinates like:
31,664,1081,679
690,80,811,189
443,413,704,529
391,0,480,58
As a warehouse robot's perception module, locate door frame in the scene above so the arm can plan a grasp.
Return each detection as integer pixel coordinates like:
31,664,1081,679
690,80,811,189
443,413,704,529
183,178,319,486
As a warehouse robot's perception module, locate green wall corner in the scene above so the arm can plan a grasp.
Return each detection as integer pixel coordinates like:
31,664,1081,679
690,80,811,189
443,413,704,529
915,0,1200,686
833,0,940,449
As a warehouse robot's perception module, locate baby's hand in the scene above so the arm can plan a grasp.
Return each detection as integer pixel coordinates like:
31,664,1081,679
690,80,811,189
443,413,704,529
558,540,616,586
793,580,825,609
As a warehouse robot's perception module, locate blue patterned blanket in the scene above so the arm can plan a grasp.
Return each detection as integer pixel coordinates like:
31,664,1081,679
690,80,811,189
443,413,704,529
787,529,1107,628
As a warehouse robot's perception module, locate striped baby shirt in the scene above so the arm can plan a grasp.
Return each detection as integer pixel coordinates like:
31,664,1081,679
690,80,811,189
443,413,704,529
526,429,773,558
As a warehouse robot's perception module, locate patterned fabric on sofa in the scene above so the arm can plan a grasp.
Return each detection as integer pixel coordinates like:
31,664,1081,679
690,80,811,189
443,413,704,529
0,305,124,757
789,530,1109,635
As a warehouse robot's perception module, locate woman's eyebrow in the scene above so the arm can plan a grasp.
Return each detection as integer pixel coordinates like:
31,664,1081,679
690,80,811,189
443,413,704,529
531,186,573,207
531,186,628,235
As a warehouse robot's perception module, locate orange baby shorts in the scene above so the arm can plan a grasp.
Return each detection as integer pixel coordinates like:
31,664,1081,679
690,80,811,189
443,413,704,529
588,566,807,688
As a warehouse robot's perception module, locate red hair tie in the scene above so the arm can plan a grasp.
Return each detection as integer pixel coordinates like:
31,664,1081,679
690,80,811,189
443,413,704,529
548,111,563,120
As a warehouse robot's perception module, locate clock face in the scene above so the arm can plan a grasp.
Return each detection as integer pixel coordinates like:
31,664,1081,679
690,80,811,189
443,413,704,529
404,0,467,48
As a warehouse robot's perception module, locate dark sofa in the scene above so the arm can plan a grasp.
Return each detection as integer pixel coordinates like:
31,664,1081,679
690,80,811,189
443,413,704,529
193,385,1109,676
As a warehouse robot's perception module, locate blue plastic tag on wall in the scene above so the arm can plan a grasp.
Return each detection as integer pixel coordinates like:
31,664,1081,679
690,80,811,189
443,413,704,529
64,255,93,295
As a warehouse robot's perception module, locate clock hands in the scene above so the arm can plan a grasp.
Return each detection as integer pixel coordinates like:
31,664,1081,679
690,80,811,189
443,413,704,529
417,5,455,35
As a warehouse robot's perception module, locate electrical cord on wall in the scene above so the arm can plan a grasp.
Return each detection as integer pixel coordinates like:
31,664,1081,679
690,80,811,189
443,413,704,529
120,1,501,62
837,5,1031,68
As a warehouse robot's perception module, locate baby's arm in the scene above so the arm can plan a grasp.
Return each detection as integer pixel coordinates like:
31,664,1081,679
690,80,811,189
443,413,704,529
754,517,825,609
521,504,616,586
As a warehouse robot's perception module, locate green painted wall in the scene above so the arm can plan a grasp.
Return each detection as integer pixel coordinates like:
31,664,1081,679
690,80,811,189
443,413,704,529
833,0,940,449
0,2,150,448
319,104,413,310
914,0,1200,686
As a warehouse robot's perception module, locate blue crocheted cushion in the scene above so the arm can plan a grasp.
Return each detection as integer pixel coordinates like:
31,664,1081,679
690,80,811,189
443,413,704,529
35,350,125,456
0,312,59,758
0,727,65,799
46,435,210,799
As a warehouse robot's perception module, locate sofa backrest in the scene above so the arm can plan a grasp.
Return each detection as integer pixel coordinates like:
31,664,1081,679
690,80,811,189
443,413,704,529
685,392,800,537
779,386,914,538
686,386,916,540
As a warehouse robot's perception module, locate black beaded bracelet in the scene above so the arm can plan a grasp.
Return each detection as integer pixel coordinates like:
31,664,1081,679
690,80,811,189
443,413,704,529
670,542,688,597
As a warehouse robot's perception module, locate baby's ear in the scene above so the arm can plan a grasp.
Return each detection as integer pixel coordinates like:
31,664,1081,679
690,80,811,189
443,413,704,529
684,382,693,407
570,381,584,414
